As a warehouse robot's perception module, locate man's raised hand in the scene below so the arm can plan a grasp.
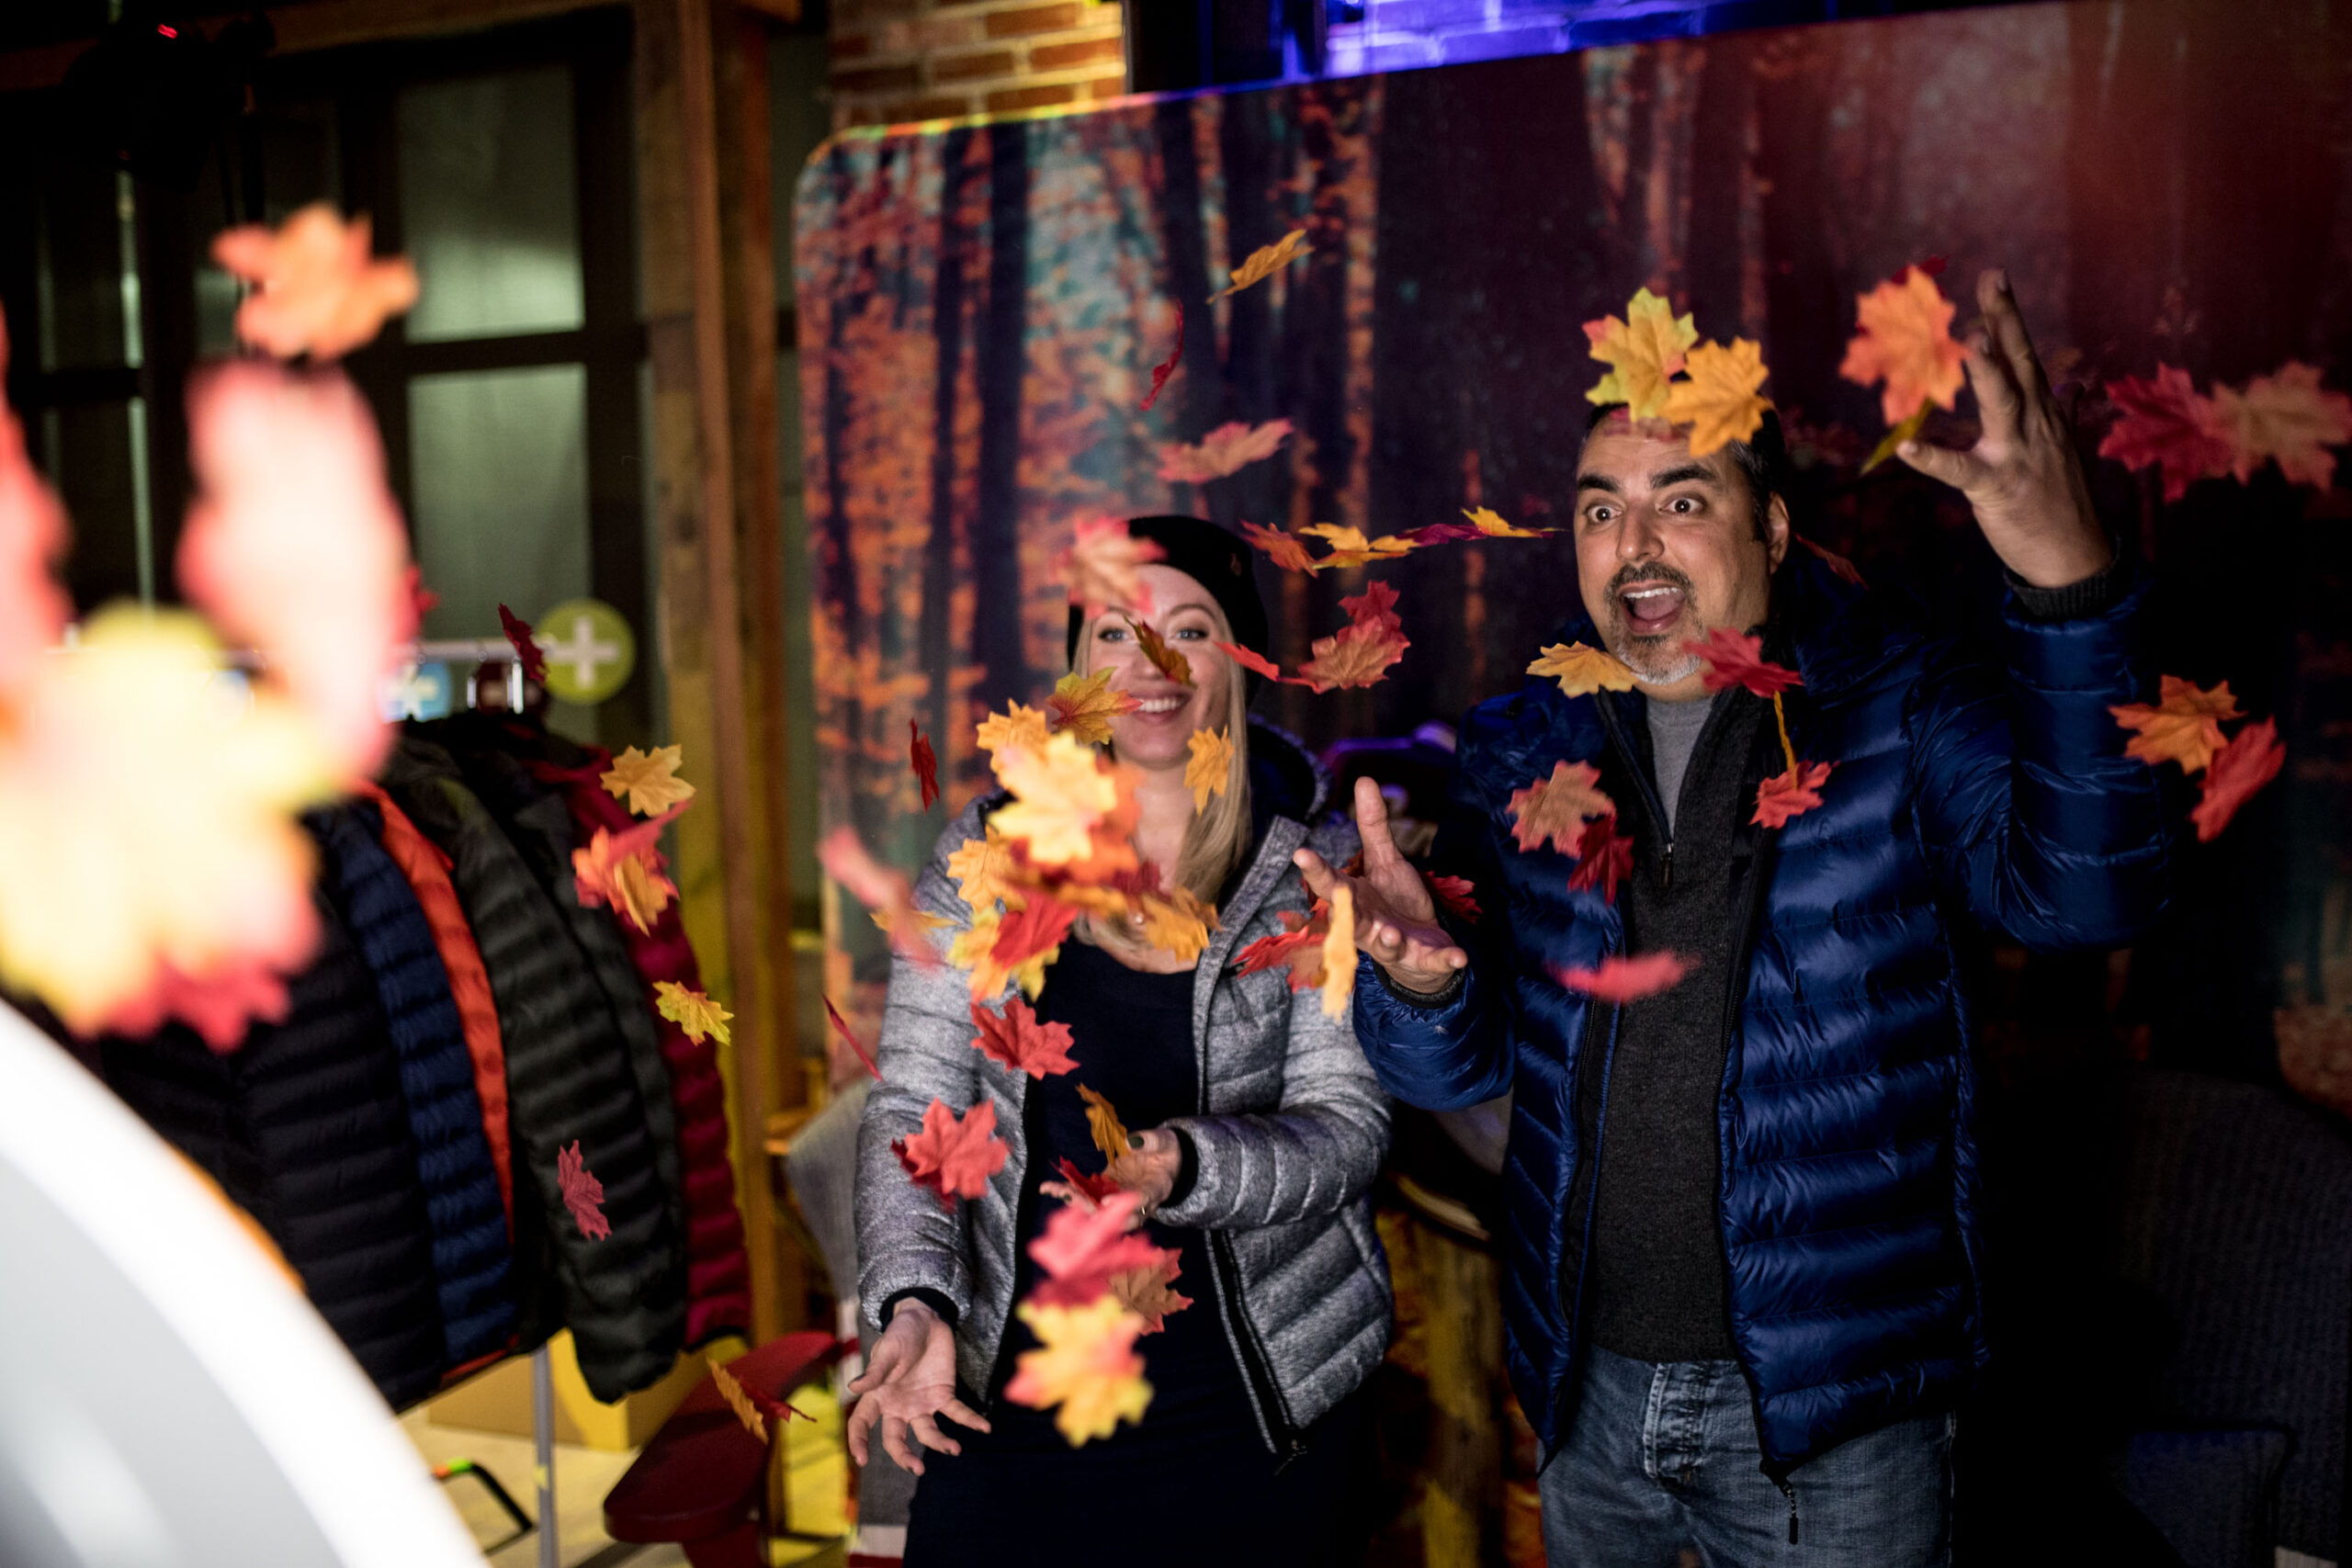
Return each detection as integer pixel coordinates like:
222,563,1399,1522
1294,776,1469,997
1894,268,2112,590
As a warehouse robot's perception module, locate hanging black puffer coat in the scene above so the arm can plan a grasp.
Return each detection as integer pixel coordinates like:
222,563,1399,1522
307,800,516,1369
101,890,446,1408
382,737,685,1400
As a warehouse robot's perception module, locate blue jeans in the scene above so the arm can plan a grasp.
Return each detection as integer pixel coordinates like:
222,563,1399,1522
1540,1346,1952,1567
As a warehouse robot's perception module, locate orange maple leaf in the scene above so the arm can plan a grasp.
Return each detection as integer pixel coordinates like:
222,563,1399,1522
2189,717,2283,842
1240,520,1318,574
1211,228,1310,301
893,1096,1009,1206
1298,523,1417,571
1078,1085,1131,1165
1044,669,1140,745
2110,675,2242,773
946,826,1021,914
1527,641,1637,697
1839,265,1968,427
1509,761,1615,853
2211,362,2352,489
1236,908,1327,991
1295,581,1409,693
1319,884,1357,1020
1185,727,1234,809
1057,518,1163,617
1661,337,1772,457
1109,1253,1193,1335
970,997,1078,1078
573,802,688,933
1584,287,1697,419
1157,420,1293,485
210,204,419,361
977,702,1052,757
1125,615,1193,686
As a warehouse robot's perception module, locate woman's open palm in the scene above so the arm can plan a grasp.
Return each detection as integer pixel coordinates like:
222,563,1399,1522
846,1300,989,1475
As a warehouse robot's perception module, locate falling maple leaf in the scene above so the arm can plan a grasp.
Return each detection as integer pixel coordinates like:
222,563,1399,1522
894,1096,1009,1207
1295,582,1410,694
1185,728,1234,810
1110,1254,1193,1335
992,733,1126,866
1236,908,1327,992
946,827,1019,914
2110,676,2242,773
1141,300,1183,412
1860,399,1933,475
1057,518,1163,617
910,719,941,810
2189,717,2283,842
405,564,438,626
1840,265,1969,427
573,802,687,934
1028,1190,1163,1305
1004,1298,1153,1446
1298,523,1416,571
1555,952,1695,1001
1078,1086,1131,1165
176,360,411,780
1662,337,1772,457
1464,505,1552,538
655,979,734,1047
1685,627,1803,698
1044,1157,1124,1209
1425,874,1480,924
991,889,1080,971
1211,228,1310,300
1320,884,1358,1020
1214,641,1287,684
1045,669,1139,745
950,908,1053,1000
1794,536,1866,589
498,604,548,684
1509,761,1615,854
210,204,419,362
1752,761,1836,829
1528,641,1638,698
1125,615,1193,687
1565,814,1634,903
2211,362,2352,489
558,1140,610,1240
970,997,1077,1078
817,825,942,968
709,1358,768,1443
2099,366,2234,502
1157,420,1295,486
977,702,1053,757
823,997,881,1080
601,743,696,817
1239,520,1317,574
1585,287,1698,419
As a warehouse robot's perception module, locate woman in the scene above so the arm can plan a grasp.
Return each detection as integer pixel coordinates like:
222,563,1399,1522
850,515,1393,1566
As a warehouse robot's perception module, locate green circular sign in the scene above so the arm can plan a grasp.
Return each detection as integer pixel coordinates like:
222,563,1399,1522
533,598,637,705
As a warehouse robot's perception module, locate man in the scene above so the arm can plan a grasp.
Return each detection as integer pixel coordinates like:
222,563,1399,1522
1299,271,2172,1563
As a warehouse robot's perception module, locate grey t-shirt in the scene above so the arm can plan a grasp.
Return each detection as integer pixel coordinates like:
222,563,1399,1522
1645,693,1718,833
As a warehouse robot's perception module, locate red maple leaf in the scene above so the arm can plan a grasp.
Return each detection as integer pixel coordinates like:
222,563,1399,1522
991,892,1080,966
970,997,1078,1078
557,1140,609,1240
1752,761,1836,829
2189,717,2283,842
817,827,942,969
1289,581,1410,694
1555,952,1695,1002
1343,579,1404,637
1401,519,1487,545
1683,627,1802,698
1794,535,1866,589
910,719,940,810
1052,1157,1123,1204
1235,908,1326,991
498,603,548,684
403,563,439,628
823,997,881,1080
1424,874,1481,924
1141,300,1183,412
893,1097,1009,1207
1213,639,1286,682
1027,1190,1165,1305
1565,813,1634,903
2099,366,2233,502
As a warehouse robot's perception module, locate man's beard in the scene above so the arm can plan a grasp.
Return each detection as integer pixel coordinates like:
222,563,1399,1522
1600,560,1703,684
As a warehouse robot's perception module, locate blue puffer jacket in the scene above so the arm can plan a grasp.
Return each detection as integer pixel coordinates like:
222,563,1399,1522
1354,553,2174,1472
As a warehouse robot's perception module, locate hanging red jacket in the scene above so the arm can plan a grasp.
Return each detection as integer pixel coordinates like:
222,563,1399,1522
354,779,516,1235
514,742,752,1347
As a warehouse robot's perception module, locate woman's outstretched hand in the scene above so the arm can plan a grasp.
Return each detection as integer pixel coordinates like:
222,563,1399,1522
1294,776,1470,997
845,1297,989,1475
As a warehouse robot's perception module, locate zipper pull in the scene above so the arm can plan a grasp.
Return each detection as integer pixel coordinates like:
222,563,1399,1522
1775,1476,1799,1544
1660,839,1673,893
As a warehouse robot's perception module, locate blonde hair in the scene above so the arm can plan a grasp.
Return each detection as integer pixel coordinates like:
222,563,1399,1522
1077,597,1255,914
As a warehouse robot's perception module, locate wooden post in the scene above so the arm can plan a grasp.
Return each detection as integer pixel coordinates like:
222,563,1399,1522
635,0,798,1344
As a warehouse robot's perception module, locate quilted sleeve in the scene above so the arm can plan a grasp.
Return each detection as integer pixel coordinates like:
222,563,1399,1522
1908,569,2177,950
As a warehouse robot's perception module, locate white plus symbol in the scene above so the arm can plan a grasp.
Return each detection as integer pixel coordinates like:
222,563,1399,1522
388,661,441,720
540,613,621,690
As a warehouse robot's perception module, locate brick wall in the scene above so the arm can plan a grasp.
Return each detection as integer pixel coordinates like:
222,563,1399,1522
828,0,1127,129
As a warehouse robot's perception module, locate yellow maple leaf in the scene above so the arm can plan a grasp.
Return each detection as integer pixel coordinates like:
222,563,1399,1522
708,1358,765,1442
976,703,1052,757
1860,399,1933,475
1211,228,1310,301
1046,669,1137,746
945,826,1021,914
1185,728,1234,810
1527,641,1638,697
992,733,1123,866
1585,288,1698,419
1464,506,1549,538
950,907,1055,999
1078,1085,1131,1164
1299,524,1417,571
1136,888,1216,963
600,744,695,818
1319,884,1357,1020
1004,1299,1154,1446
1661,338,1772,457
653,980,733,1046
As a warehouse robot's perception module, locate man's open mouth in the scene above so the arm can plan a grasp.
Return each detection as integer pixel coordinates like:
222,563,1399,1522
1620,582,1687,637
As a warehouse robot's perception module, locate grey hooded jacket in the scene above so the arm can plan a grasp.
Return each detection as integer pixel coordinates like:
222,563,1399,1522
854,726,1394,1454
